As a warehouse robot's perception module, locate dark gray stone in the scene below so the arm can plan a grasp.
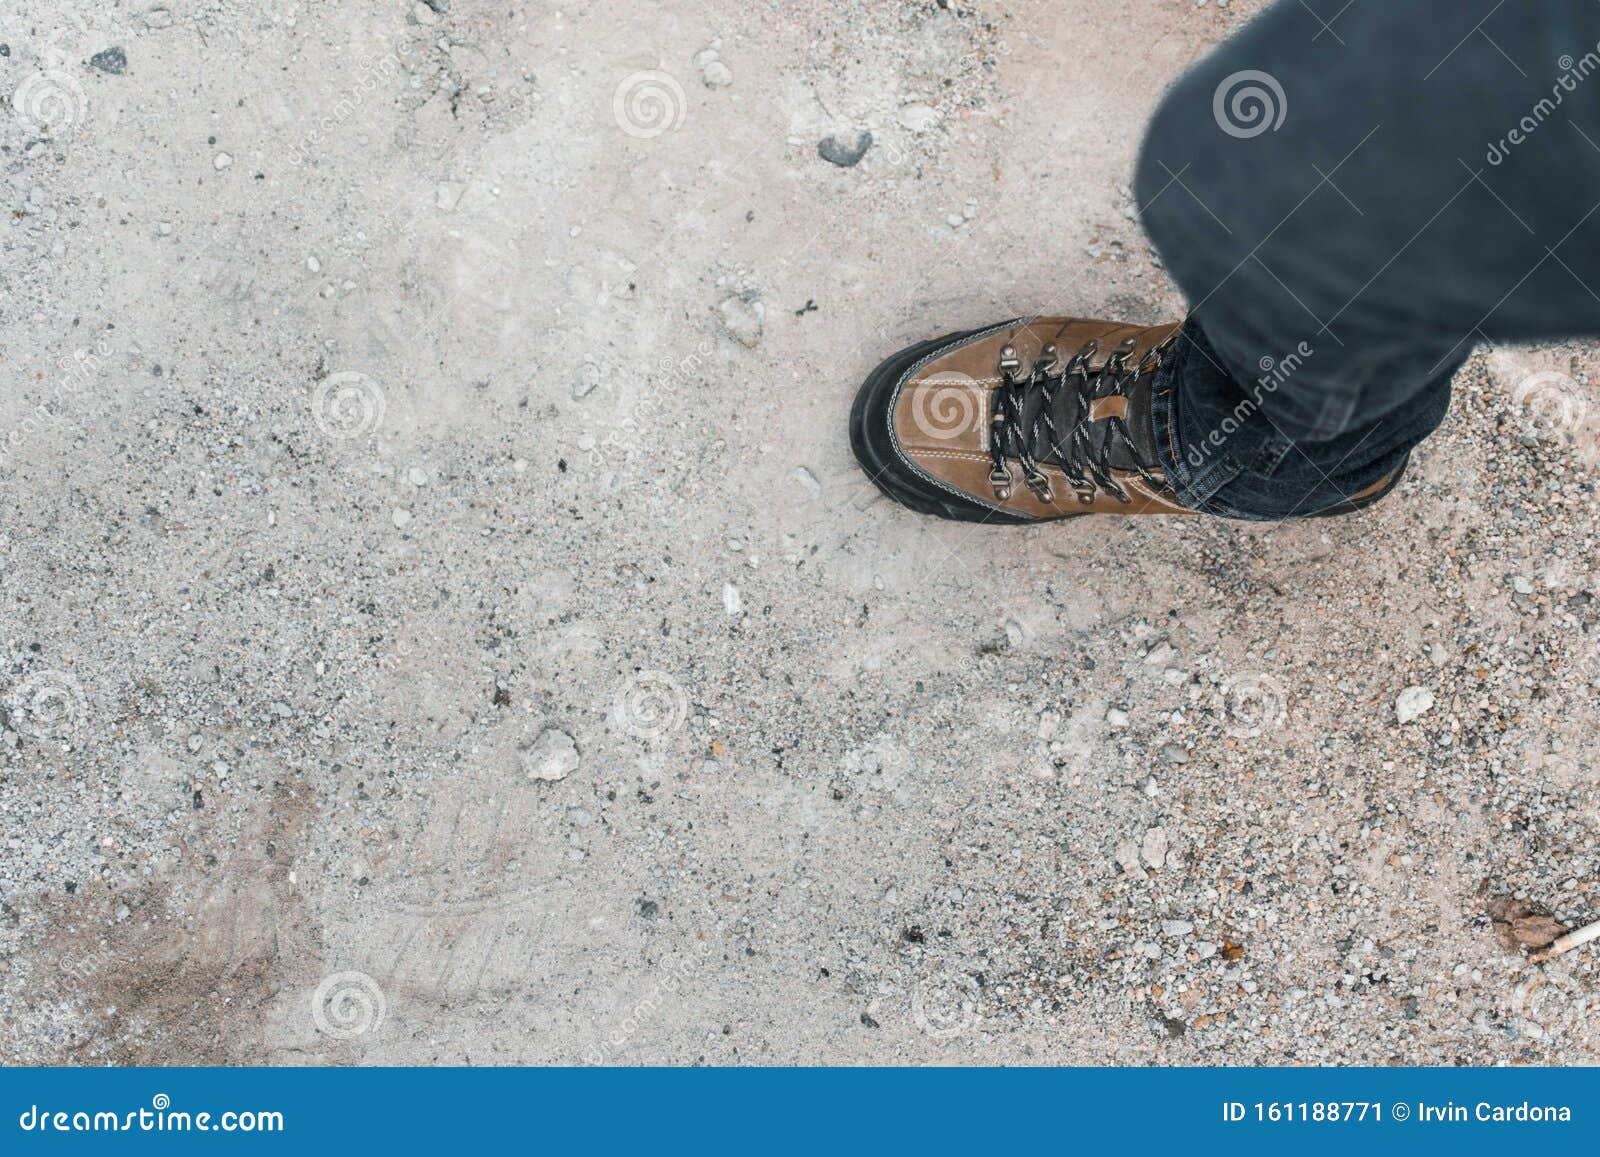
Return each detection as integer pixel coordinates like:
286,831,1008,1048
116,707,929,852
89,47,127,74
817,131,872,168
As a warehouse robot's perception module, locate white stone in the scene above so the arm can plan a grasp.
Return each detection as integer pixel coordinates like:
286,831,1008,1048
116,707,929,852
1395,685,1436,724
717,295,763,348
897,103,940,133
524,728,579,781
1144,642,1176,666
1141,826,1168,869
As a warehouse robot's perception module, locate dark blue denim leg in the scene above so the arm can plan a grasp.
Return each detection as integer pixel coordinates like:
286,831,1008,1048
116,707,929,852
1148,320,1459,519
1134,0,1600,519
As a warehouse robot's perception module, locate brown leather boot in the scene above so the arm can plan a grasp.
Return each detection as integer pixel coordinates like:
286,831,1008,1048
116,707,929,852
850,317,1190,523
850,317,1401,523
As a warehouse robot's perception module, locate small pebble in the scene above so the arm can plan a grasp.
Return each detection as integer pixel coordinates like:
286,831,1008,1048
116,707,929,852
1141,826,1168,870
573,362,602,399
523,728,579,782
1395,685,1436,725
717,294,764,348
817,131,872,168
89,47,127,75
897,103,940,133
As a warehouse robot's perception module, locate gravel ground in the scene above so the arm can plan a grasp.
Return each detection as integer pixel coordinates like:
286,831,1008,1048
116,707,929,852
2,0,1599,1066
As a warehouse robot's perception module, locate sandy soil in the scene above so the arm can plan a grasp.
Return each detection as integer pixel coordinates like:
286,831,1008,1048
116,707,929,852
2,0,1599,1065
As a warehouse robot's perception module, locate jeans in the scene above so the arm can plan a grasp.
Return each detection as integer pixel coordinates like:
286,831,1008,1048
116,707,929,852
1133,0,1600,519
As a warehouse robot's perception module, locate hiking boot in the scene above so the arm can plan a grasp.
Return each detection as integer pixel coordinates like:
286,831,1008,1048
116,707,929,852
849,317,1403,523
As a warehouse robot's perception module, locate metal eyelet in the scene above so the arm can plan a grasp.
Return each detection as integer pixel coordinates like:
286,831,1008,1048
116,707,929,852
1104,336,1139,376
988,465,1014,501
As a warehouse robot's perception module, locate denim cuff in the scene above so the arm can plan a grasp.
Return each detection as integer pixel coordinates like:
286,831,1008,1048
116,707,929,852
1150,320,1279,521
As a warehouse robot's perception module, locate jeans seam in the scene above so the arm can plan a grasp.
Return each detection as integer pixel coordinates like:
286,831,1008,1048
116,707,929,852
1156,326,1248,513
1248,436,1294,476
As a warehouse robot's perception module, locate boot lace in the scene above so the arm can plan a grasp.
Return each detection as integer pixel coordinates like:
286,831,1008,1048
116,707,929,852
988,334,1169,505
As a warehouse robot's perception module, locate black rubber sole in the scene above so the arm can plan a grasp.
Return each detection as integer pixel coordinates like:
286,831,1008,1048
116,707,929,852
848,326,1038,525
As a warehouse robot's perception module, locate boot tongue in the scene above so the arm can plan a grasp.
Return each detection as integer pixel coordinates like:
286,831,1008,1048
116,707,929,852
1025,368,1163,477
1096,373,1163,474
1019,377,1082,463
